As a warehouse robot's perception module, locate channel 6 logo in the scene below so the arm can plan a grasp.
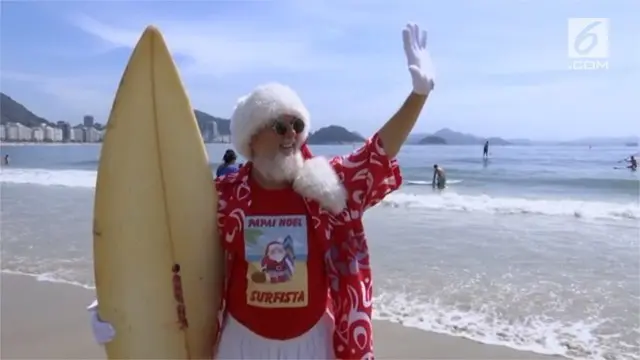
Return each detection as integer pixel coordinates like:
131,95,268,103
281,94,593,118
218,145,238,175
567,18,609,59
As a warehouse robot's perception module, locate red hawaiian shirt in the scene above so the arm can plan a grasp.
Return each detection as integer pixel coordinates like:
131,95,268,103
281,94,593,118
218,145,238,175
214,133,402,359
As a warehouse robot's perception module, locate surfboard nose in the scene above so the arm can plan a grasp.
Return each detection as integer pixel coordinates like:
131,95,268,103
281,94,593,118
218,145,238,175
127,25,170,58
135,25,166,50
141,25,162,38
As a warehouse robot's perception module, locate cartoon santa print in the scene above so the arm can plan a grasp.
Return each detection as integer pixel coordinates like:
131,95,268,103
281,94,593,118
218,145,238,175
255,239,295,284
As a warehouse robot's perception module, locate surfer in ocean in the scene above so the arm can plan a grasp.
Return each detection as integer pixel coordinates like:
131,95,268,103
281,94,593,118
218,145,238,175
89,22,435,359
625,155,637,171
432,164,447,189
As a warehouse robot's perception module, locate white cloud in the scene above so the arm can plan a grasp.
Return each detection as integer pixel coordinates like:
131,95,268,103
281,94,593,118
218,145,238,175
1,71,115,117
69,12,356,78
3,0,639,138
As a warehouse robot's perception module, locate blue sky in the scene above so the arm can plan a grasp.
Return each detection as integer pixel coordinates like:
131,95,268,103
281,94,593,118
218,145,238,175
1,0,638,140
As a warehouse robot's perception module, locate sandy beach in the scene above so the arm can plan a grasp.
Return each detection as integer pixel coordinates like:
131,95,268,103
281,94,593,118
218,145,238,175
0,273,565,359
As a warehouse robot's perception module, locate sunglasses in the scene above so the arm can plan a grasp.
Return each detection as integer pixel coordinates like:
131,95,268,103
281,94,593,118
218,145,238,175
272,117,305,136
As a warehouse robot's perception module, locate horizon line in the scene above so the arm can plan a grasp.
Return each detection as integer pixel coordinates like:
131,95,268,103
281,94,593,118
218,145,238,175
1,92,638,144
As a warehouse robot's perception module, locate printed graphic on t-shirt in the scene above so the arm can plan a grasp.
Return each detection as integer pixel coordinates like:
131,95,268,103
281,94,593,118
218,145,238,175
244,215,308,308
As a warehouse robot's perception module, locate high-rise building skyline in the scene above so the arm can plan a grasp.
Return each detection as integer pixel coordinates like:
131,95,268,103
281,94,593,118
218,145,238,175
83,115,94,128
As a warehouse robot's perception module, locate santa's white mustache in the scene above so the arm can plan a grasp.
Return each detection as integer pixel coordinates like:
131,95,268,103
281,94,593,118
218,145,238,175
253,150,304,183
271,253,285,262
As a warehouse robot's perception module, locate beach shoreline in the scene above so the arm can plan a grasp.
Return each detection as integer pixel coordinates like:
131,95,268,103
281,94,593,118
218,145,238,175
0,142,102,146
0,272,565,359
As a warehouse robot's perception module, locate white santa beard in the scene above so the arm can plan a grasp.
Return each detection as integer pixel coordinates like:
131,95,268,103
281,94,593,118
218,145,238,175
292,156,348,215
252,150,348,215
253,150,304,183
270,253,285,263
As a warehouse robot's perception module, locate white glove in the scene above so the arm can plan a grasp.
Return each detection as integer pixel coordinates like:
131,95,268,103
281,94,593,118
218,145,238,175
403,23,435,95
87,300,116,345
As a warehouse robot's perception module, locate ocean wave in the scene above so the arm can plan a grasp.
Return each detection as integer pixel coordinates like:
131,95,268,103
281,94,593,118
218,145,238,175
1,168,637,221
475,174,639,192
403,167,639,192
531,176,639,192
0,168,97,188
383,192,639,221
2,268,633,360
374,291,635,360
1,269,95,290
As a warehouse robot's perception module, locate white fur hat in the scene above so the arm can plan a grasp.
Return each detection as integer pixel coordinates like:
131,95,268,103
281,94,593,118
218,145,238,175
230,83,311,160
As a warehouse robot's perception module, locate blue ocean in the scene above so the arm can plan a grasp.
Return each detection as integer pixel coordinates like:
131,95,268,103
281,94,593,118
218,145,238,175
1,143,638,360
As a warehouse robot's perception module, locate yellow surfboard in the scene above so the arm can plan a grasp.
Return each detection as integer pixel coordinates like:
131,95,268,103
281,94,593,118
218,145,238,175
93,25,222,359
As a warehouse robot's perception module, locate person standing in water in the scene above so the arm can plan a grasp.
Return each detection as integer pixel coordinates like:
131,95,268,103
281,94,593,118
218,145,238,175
216,149,240,177
432,164,446,189
625,155,637,170
483,140,489,159
3,154,9,166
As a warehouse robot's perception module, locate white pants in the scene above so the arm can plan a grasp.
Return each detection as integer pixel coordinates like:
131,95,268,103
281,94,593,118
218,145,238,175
215,312,335,359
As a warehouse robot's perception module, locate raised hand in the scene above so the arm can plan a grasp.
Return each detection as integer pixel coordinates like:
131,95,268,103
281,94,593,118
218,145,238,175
402,23,435,95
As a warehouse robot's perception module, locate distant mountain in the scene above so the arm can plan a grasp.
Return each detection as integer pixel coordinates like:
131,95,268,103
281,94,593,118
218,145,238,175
411,128,511,146
0,92,232,136
418,135,446,145
406,133,429,144
506,138,534,146
3,92,635,146
1,93,54,127
307,125,364,144
485,136,511,146
432,128,511,145
431,128,478,145
561,136,640,146
194,110,230,136
506,137,640,146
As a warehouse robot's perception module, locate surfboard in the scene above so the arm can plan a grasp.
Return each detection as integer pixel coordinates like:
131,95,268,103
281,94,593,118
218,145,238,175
93,25,222,359
406,180,463,186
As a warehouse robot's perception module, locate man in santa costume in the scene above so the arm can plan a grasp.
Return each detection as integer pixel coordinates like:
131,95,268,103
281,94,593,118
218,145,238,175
90,22,435,359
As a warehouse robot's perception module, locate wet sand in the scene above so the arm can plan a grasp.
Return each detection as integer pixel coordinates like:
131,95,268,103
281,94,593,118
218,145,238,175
0,273,564,359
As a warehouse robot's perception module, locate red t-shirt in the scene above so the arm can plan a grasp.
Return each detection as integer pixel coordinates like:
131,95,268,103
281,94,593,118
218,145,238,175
226,177,329,340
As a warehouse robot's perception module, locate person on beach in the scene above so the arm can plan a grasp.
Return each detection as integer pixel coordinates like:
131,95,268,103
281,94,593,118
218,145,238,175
432,164,446,189
483,140,489,159
216,149,240,177
88,22,435,359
